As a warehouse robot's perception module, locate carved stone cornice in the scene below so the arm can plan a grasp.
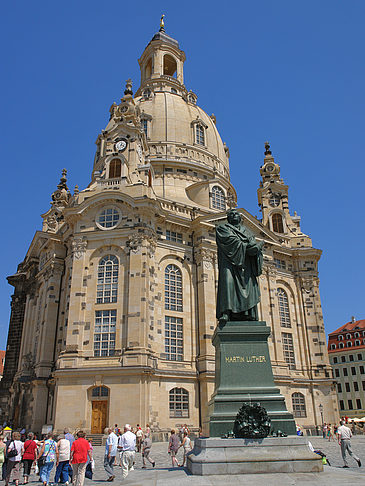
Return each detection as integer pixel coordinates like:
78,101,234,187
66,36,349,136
195,247,216,269
71,237,87,259
126,228,157,256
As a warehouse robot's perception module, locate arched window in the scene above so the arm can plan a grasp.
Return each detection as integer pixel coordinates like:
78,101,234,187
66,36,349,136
292,393,306,417
91,386,109,397
145,58,152,79
169,388,189,418
338,335,343,341
339,342,344,349
211,186,225,210
277,288,291,328
347,341,352,347
109,159,121,179
346,333,351,339
163,54,177,77
195,124,205,145
141,119,148,137
272,213,284,233
354,332,360,338
97,255,119,303
355,340,361,346
330,343,336,350
165,264,183,311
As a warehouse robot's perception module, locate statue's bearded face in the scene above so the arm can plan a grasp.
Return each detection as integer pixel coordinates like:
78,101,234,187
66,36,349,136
227,211,241,225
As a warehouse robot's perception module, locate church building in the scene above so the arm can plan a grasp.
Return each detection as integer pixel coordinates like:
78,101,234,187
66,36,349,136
0,24,338,437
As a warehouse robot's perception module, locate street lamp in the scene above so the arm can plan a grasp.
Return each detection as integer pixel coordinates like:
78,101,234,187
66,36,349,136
319,403,324,437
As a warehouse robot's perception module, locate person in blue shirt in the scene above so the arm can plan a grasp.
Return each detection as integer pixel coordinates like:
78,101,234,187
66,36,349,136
104,428,118,481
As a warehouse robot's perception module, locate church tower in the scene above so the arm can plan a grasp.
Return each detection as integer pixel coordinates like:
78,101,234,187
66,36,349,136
0,22,338,436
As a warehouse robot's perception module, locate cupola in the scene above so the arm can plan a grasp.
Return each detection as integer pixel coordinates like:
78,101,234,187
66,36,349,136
136,16,186,96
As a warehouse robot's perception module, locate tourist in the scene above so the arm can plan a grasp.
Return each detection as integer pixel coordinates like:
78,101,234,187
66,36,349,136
120,424,136,480
5,431,24,486
337,420,361,468
0,435,5,480
22,432,37,484
54,434,70,484
178,431,192,467
167,429,180,467
37,433,57,486
104,427,118,481
70,431,92,486
141,434,155,469
322,423,328,439
135,425,143,452
144,424,151,438
64,429,75,447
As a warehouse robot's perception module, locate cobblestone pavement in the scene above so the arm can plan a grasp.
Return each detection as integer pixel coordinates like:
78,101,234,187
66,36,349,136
24,436,365,485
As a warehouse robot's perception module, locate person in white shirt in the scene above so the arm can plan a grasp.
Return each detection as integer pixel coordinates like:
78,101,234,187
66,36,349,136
104,428,118,481
337,420,361,468
120,424,136,479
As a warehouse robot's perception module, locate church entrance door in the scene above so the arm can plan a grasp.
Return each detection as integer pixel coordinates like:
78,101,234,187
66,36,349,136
91,401,108,434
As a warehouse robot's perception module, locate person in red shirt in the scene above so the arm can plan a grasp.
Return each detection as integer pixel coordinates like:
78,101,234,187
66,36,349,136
69,431,92,486
22,433,37,484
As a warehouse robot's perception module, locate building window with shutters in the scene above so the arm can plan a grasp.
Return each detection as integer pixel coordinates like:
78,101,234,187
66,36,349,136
109,158,122,178
277,288,291,328
292,392,306,417
272,213,284,233
169,388,189,418
282,332,296,370
97,255,119,303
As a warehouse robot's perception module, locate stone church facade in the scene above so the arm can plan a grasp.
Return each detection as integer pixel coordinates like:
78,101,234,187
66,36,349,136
0,26,338,436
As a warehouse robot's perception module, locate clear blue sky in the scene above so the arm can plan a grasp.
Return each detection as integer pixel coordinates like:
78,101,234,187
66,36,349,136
1,1,364,348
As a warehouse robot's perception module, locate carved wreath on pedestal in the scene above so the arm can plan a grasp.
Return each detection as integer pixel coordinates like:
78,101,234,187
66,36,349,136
233,402,271,439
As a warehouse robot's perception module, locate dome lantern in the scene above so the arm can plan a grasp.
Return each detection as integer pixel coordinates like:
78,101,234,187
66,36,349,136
137,19,186,96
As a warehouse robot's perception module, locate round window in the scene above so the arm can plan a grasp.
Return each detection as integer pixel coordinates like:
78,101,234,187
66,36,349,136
97,207,120,229
269,195,280,207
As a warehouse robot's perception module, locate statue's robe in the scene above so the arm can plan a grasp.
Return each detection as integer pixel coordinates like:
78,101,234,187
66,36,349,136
216,222,263,320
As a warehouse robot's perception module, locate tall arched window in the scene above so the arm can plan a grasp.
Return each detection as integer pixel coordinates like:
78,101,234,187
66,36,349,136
211,186,225,210
195,124,205,145
165,264,183,311
277,288,291,328
169,388,189,418
97,255,119,303
292,393,306,417
109,159,121,179
163,54,177,77
339,342,344,349
330,344,336,350
347,341,352,347
272,213,284,233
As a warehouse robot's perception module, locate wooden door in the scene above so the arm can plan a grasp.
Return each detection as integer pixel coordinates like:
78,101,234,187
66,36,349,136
91,401,108,434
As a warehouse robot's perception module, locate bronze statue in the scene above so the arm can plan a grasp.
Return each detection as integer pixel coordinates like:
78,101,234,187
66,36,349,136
216,209,263,325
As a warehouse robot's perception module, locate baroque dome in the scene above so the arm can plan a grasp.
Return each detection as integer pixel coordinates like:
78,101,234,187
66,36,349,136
135,90,229,174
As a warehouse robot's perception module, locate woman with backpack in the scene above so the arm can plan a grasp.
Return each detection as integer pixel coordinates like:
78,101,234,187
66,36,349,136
37,433,58,486
5,431,24,486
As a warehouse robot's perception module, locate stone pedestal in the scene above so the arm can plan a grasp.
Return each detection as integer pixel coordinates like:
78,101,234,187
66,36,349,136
187,437,323,475
209,321,296,437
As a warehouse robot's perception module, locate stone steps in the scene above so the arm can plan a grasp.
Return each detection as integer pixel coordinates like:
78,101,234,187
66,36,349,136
86,434,103,446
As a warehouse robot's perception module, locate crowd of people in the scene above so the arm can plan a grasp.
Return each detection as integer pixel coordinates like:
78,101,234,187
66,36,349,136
0,428,93,486
0,423,193,485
